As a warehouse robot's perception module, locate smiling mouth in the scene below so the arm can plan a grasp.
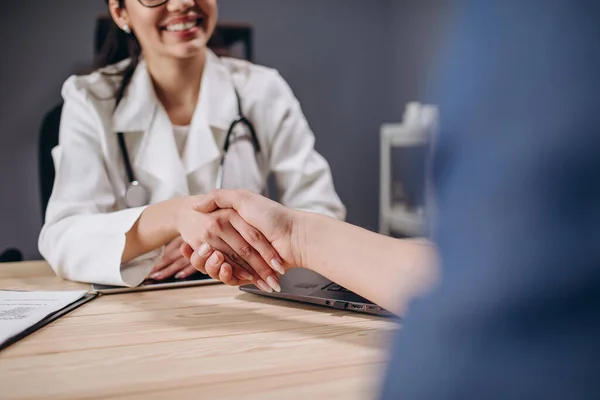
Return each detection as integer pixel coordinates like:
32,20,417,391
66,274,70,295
161,16,205,33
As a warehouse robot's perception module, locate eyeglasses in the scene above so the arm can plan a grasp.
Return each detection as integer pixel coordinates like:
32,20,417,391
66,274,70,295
137,0,169,8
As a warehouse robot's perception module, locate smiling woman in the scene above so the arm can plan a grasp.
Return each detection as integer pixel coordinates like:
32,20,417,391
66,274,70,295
114,0,217,59
99,0,218,109
38,0,345,290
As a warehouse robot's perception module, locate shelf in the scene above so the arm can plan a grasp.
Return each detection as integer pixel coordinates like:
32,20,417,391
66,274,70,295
380,123,430,147
386,203,426,237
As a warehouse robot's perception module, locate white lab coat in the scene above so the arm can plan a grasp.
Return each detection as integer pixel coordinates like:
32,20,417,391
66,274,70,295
39,50,345,287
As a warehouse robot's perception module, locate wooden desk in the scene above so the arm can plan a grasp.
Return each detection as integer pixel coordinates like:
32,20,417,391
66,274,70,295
0,262,397,400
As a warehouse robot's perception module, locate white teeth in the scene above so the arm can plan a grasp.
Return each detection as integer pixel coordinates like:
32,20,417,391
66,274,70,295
165,21,196,32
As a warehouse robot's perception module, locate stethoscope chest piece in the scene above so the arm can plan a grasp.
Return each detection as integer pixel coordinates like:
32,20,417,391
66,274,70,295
124,180,150,208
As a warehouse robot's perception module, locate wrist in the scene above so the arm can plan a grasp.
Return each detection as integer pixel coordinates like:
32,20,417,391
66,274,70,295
169,196,194,236
290,210,318,269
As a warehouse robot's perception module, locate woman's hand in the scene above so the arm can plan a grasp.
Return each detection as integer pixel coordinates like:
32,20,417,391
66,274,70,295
147,236,197,281
179,242,256,288
175,196,285,292
183,190,303,278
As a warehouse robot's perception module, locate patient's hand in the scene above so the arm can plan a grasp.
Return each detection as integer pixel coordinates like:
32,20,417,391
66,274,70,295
181,190,302,286
176,196,285,292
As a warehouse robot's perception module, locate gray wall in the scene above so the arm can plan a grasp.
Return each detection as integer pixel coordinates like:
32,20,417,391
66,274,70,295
1,1,108,260
0,0,450,260
391,1,453,113
218,0,396,231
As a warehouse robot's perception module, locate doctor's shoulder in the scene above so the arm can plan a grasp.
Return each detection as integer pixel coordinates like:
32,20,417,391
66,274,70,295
218,57,297,106
61,58,132,116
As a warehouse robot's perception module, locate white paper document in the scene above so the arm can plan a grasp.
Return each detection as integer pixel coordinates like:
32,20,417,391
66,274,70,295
0,290,89,347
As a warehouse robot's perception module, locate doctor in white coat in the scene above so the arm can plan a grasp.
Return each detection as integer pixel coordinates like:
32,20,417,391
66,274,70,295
38,0,345,292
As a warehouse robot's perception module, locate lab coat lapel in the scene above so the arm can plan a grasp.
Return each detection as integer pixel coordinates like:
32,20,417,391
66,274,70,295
136,107,188,192
112,59,155,134
182,50,238,176
111,60,188,193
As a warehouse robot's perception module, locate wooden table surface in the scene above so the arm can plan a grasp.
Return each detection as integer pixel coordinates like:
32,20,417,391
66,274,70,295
0,261,397,400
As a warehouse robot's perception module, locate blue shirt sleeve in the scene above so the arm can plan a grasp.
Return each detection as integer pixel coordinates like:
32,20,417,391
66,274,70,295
381,1,600,398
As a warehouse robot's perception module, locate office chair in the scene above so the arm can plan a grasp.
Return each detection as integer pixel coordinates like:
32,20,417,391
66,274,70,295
208,22,254,61
0,248,23,263
38,103,63,219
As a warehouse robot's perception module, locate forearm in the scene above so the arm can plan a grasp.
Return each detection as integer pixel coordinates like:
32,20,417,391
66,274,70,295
122,197,187,263
295,212,438,315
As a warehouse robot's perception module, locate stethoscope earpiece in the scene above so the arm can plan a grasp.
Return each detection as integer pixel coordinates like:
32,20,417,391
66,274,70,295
124,180,150,208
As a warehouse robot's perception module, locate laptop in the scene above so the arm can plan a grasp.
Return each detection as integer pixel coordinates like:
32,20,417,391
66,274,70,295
240,269,394,317
91,272,220,294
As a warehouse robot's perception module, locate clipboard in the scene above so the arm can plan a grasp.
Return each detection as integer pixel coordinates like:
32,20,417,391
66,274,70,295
0,292,98,352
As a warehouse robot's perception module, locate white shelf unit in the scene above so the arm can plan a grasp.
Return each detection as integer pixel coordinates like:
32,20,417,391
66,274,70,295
379,123,430,237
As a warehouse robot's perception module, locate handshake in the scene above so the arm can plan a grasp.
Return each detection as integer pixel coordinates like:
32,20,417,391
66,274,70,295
146,189,435,316
148,190,302,293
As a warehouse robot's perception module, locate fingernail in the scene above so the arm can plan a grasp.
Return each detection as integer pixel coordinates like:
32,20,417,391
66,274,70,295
175,271,185,279
197,243,211,257
149,273,161,280
238,270,253,281
256,279,273,293
207,252,220,266
266,276,281,293
271,259,285,275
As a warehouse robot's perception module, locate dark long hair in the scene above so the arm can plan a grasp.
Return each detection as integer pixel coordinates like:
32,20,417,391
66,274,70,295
97,0,141,108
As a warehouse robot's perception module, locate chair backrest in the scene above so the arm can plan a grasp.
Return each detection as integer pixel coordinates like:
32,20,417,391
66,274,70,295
38,103,63,219
208,22,254,62
0,248,23,263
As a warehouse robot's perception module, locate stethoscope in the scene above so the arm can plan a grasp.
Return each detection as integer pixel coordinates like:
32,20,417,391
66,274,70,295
117,86,261,208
